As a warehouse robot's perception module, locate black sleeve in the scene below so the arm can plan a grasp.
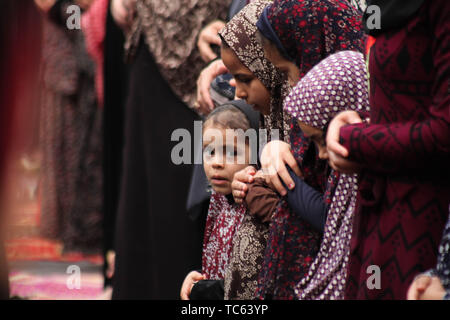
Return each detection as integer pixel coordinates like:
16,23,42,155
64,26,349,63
285,168,328,233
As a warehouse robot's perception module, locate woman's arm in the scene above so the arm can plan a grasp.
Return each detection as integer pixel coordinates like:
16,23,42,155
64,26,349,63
335,4,450,173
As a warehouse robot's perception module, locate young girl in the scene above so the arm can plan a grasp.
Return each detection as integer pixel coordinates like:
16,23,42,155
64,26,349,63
180,100,259,300
282,50,370,299
214,0,294,300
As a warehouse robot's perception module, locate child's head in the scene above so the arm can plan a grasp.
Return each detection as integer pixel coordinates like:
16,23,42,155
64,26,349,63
221,42,271,115
203,103,257,195
283,51,370,162
256,0,364,87
219,0,282,117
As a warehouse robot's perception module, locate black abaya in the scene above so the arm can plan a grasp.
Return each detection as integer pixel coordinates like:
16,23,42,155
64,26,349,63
112,40,205,299
102,4,127,288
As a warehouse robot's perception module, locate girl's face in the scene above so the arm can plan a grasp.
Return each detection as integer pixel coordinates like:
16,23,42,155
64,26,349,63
221,46,271,115
202,124,251,195
297,121,329,160
263,41,300,88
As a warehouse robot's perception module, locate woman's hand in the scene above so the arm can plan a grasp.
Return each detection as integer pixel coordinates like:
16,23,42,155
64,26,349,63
34,0,57,12
260,140,302,196
326,110,363,174
407,274,446,300
180,271,205,300
195,59,228,115
231,166,257,204
197,20,225,63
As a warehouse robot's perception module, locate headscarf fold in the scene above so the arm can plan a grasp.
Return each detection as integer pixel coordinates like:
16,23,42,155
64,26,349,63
257,0,365,79
284,50,370,299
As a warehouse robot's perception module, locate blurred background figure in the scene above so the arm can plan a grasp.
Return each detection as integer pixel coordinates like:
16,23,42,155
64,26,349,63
110,0,232,299
37,0,103,255
0,0,111,300
0,0,44,299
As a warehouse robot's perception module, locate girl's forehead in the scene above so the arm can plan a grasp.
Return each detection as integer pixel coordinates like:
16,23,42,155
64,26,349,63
221,46,252,75
202,127,249,145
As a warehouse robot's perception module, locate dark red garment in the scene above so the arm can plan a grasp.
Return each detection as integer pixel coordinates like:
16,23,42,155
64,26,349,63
255,121,337,300
340,0,450,299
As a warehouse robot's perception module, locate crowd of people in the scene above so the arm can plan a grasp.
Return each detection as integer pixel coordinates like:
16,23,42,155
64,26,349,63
0,0,448,300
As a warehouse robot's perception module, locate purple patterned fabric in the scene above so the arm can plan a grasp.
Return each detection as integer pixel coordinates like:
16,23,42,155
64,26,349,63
284,51,370,299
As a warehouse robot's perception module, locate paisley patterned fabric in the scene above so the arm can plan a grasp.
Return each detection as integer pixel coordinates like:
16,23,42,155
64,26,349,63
224,214,269,300
125,0,231,107
202,192,246,280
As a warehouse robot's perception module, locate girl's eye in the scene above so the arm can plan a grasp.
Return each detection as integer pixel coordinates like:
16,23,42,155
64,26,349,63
235,75,252,84
203,146,215,159
226,149,239,158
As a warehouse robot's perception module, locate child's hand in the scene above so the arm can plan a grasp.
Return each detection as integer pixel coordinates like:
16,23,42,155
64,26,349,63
254,170,265,180
231,166,256,204
407,274,446,300
407,274,432,300
180,271,205,300
418,276,446,300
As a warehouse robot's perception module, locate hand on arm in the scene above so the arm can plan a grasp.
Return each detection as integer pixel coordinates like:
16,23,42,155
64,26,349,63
231,166,256,204
260,140,302,196
326,110,364,174
336,5,450,173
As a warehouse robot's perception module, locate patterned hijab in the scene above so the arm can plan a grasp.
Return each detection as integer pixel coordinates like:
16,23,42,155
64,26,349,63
257,0,365,79
219,0,291,142
284,50,370,299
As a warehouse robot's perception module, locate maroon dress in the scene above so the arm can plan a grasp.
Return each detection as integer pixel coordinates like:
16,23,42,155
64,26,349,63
341,0,450,299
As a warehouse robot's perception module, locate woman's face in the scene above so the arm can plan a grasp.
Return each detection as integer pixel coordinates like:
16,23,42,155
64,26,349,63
263,41,300,88
221,46,271,115
297,121,328,160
